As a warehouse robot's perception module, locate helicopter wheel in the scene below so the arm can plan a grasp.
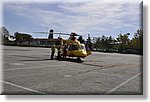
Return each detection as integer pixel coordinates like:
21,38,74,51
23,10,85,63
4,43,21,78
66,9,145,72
77,57,81,61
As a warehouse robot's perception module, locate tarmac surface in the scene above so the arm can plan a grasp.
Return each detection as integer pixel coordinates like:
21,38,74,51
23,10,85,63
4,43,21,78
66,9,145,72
1,46,143,95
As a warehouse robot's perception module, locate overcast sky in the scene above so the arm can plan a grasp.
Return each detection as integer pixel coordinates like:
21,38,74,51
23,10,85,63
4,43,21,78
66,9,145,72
3,0,142,39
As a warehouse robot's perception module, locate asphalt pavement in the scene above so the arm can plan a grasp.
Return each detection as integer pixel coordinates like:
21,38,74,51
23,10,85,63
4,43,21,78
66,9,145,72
1,46,143,95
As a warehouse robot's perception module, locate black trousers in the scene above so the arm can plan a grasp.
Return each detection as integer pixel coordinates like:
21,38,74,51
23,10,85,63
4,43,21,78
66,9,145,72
57,51,61,58
51,51,55,59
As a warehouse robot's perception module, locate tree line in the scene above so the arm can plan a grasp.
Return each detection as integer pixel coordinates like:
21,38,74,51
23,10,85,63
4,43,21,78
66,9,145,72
87,29,143,55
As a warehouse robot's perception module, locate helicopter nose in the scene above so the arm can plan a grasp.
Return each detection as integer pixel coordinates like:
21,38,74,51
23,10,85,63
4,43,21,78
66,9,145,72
80,51,87,57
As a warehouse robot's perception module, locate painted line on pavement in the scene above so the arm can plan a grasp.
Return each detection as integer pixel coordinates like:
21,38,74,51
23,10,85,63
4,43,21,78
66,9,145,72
105,72,142,95
0,80,47,95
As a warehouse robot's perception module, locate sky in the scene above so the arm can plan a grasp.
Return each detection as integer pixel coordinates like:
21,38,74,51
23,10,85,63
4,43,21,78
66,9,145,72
2,0,142,39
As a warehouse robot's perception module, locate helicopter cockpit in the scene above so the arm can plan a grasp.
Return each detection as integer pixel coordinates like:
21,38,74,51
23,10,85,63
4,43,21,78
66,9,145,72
68,43,86,51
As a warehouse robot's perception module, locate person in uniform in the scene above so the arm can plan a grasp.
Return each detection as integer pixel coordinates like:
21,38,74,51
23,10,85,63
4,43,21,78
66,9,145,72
51,45,55,60
57,46,61,59
62,45,67,58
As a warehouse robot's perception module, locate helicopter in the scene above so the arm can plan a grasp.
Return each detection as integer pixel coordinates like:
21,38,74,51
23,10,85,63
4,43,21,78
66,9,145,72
33,29,92,59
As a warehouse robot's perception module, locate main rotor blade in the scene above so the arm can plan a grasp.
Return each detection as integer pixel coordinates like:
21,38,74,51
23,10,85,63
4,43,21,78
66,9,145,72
53,33,70,35
32,32,70,35
32,32,82,36
54,33,82,36
73,34,82,36
32,32,49,34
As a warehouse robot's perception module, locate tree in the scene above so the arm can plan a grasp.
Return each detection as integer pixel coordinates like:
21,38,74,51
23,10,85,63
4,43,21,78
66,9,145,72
108,36,113,43
131,29,143,54
107,36,114,51
116,33,130,53
93,37,101,50
92,35,114,51
100,35,109,51
86,34,92,50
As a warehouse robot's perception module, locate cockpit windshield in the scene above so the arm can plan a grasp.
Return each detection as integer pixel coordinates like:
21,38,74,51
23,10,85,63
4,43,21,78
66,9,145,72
68,44,79,51
68,44,86,51
80,44,86,50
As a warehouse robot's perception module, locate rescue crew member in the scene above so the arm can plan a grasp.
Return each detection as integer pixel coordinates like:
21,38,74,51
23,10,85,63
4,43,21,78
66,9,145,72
57,46,61,59
51,45,55,60
63,45,67,58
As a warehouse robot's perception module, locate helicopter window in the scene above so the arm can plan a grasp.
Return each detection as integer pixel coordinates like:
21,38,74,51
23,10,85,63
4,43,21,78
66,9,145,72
68,44,80,51
80,44,86,50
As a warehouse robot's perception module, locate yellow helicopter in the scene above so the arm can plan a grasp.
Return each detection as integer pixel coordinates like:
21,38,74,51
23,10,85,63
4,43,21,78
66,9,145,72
34,29,92,59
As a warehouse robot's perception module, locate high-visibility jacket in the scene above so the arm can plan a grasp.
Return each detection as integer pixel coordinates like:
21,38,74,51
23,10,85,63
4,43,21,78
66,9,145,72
51,47,55,52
